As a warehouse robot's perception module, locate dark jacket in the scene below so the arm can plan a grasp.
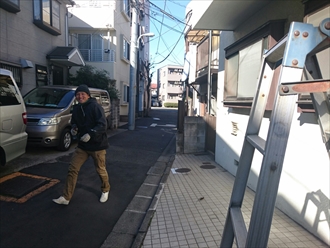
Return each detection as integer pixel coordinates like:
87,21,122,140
71,98,108,151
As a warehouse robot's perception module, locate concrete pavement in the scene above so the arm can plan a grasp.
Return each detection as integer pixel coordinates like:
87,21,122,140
124,153,328,248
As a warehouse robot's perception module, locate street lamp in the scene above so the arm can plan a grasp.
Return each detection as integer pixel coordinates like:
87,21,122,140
136,32,155,48
128,32,155,130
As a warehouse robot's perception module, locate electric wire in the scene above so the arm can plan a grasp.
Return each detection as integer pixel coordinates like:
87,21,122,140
150,7,192,66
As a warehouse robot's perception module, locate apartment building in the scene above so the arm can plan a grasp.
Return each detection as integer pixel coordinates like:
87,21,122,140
185,0,329,245
157,65,184,106
68,0,152,119
0,0,84,95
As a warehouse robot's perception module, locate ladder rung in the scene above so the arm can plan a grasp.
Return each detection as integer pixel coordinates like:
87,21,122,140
246,135,266,155
230,207,247,248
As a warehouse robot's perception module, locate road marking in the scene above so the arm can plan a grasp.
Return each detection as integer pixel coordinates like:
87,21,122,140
150,123,157,127
137,126,148,128
0,172,59,203
157,124,176,128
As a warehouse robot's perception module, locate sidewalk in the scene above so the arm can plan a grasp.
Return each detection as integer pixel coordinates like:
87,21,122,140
141,153,327,248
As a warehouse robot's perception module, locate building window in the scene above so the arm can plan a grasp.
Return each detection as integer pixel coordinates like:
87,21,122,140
36,65,48,86
120,82,129,104
33,0,61,35
122,0,130,17
0,62,22,87
121,84,129,103
0,0,20,13
121,35,130,62
225,39,267,100
78,34,104,62
223,20,285,108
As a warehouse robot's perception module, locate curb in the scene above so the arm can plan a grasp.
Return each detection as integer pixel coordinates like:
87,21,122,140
100,134,176,248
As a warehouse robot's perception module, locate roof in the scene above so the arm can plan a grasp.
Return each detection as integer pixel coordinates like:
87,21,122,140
47,47,85,67
187,0,272,31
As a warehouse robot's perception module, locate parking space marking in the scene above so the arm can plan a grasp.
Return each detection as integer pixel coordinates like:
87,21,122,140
0,172,59,203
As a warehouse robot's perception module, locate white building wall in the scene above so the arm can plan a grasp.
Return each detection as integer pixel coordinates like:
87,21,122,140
215,3,330,245
69,0,131,117
158,65,184,105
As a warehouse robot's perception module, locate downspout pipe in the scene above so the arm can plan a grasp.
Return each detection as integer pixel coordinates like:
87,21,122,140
207,30,212,115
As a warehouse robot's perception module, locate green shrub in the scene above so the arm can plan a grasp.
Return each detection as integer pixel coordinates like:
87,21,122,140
69,65,120,99
164,102,178,108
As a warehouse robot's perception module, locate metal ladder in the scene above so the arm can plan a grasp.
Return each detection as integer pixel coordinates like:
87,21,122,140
220,18,330,248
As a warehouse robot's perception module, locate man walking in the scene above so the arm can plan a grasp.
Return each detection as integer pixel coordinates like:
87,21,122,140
53,84,110,205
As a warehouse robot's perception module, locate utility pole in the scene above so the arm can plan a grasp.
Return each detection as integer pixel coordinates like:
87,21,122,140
128,0,139,130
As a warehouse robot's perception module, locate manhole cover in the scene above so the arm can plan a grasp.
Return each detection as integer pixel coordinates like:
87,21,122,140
175,168,191,173
200,165,216,169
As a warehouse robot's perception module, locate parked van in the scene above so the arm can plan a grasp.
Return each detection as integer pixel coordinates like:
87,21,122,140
0,69,28,166
23,85,111,151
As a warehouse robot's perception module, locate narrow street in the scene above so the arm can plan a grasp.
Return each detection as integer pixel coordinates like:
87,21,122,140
0,108,177,248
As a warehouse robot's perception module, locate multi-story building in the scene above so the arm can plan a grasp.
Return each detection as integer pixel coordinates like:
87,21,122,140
68,0,152,119
185,0,329,245
157,65,184,106
0,0,85,95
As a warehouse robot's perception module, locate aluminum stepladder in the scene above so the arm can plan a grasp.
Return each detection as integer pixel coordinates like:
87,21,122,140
220,18,330,248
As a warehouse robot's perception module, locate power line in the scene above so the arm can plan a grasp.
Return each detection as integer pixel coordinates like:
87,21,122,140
156,0,167,53
147,0,188,26
150,7,192,66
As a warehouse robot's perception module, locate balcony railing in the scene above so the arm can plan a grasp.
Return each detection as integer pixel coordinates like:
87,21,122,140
196,34,219,75
167,86,183,94
79,49,115,62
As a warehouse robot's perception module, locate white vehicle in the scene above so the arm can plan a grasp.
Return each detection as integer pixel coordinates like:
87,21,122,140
0,69,28,166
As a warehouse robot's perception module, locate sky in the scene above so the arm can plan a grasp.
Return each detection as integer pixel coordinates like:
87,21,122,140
147,0,191,82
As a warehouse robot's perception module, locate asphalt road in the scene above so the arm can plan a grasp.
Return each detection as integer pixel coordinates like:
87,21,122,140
0,107,177,248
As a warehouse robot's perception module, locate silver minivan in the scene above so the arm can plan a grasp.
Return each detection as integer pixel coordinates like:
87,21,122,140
0,69,28,166
23,85,111,151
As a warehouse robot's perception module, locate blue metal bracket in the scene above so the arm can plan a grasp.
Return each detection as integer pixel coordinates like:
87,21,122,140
283,18,330,68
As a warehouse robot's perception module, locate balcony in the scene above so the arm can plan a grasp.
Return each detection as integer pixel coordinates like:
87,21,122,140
79,49,115,62
196,33,219,79
167,86,183,94
69,6,115,30
167,73,183,81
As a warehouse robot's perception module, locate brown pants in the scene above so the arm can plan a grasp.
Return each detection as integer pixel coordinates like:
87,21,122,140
63,148,110,200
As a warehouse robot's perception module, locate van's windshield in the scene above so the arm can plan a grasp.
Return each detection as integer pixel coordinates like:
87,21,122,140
0,75,21,106
24,88,75,108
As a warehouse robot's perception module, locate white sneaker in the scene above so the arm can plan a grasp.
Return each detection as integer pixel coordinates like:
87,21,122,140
53,196,70,205
100,192,109,203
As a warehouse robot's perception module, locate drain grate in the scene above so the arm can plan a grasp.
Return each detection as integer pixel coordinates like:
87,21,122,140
0,172,59,203
200,165,216,169
175,168,191,173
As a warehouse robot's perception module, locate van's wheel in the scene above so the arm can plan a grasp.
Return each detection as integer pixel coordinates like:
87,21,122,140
57,128,72,151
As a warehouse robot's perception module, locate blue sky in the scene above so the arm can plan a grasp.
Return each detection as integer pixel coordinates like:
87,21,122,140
148,0,191,81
